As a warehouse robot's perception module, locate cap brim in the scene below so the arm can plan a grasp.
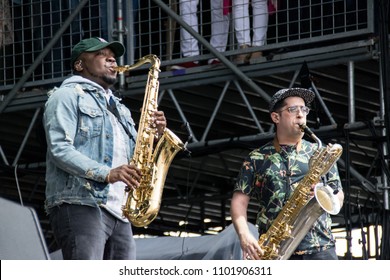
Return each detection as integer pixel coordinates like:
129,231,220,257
85,41,125,58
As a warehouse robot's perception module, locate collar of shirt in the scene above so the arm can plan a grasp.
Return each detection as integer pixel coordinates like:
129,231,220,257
273,137,302,153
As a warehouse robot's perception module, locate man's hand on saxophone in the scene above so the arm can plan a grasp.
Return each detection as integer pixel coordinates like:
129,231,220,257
106,164,142,191
152,110,167,140
242,234,263,260
104,109,166,190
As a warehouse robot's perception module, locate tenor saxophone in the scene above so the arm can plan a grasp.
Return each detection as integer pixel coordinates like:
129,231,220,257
114,54,184,227
257,124,343,260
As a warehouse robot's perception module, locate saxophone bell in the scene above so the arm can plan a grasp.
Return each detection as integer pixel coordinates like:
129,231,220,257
314,182,341,215
302,123,342,215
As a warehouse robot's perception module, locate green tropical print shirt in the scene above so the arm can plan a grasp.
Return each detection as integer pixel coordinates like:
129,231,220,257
234,138,343,255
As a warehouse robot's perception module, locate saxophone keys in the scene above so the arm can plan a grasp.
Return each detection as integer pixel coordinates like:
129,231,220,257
282,224,292,238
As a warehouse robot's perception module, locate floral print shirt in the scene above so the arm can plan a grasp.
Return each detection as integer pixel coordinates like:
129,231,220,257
234,138,343,255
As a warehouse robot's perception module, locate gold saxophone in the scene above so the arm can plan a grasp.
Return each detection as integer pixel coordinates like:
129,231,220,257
257,124,343,260
114,54,184,227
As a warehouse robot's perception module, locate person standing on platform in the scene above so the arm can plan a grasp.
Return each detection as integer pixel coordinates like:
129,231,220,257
232,0,269,64
208,0,233,65
173,0,234,68
171,0,201,69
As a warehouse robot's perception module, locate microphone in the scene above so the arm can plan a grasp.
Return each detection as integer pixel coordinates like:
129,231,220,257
181,122,193,157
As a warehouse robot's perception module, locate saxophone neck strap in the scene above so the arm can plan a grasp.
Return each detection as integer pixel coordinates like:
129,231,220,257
107,96,136,144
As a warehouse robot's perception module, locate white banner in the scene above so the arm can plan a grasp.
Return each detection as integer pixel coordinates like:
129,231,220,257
1,260,387,280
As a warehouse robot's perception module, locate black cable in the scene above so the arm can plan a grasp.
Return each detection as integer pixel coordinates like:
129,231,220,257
178,122,193,259
357,193,368,259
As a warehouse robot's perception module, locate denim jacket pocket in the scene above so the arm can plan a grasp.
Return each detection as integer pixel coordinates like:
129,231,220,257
78,102,104,138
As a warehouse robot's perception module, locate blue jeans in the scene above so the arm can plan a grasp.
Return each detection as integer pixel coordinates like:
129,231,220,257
49,204,136,260
289,247,338,260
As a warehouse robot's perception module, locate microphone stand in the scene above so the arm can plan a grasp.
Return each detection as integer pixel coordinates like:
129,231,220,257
357,193,368,260
181,122,193,157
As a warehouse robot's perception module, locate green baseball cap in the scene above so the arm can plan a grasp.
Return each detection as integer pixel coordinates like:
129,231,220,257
71,37,125,67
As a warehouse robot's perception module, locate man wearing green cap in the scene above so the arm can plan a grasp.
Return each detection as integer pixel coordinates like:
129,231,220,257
43,37,167,259
231,88,344,260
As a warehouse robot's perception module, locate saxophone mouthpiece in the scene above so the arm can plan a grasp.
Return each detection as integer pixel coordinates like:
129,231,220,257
113,65,129,73
299,124,313,137
299,124,322,148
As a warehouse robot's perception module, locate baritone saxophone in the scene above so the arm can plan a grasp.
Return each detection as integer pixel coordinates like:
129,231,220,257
114,54,184,227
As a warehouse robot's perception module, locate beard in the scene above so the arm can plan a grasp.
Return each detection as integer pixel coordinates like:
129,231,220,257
83,64,117,86
101,75,116,85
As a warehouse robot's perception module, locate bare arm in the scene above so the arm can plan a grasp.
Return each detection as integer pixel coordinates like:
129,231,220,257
230,192,263,260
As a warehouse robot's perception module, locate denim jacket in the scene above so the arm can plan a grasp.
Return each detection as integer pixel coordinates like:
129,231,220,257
43,75,137,213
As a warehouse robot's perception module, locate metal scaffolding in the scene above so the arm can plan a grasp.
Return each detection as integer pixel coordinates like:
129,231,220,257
1,0,389,259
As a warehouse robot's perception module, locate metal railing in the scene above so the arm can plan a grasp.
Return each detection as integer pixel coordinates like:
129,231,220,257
0,0,374,92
